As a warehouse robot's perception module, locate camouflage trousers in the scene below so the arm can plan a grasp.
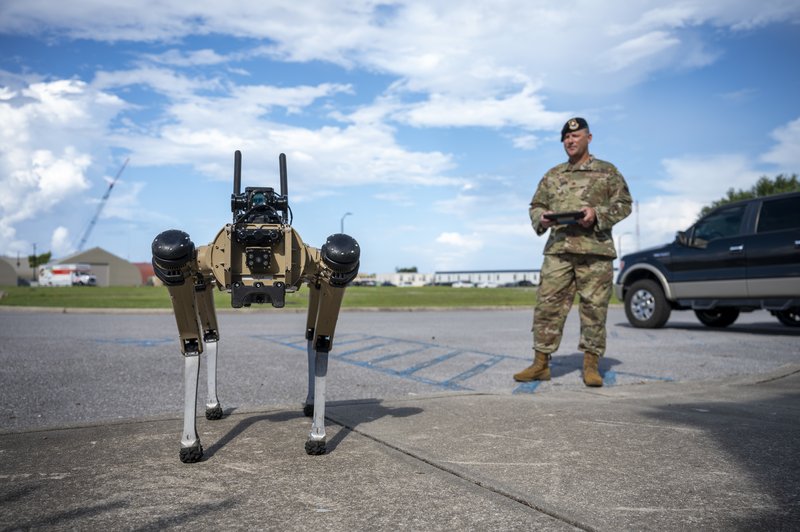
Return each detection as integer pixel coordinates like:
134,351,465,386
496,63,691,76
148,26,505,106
533,253,613,357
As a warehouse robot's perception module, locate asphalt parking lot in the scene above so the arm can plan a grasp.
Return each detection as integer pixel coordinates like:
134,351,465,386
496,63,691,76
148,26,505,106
0,307,797,431
1,307,798,530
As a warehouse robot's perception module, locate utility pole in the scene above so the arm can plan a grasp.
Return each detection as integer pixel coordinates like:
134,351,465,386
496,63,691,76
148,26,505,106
32,243,37,282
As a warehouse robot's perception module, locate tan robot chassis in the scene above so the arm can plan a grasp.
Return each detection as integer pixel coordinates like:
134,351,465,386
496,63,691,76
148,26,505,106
152,150,360,463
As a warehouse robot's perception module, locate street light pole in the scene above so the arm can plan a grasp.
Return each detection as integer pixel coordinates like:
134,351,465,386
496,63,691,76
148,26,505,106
617,232,632,258
340,212,352,234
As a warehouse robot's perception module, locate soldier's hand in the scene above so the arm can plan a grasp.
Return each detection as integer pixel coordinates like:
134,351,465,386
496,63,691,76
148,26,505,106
540,211,556,228
579,206,596,228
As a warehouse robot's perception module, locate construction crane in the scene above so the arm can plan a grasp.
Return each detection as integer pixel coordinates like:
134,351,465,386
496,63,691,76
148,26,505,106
77,157,129,252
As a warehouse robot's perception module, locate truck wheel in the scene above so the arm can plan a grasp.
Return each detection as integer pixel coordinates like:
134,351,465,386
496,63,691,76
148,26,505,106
694,308,739,327
775,308,800,327
624,279,671,328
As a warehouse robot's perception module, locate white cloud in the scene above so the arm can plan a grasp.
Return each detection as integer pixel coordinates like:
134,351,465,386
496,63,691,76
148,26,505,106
93,67,222,100
0,76,127,255
394,82,567,131
761,116,800,170
512,134,540,151
5,2,800,104
432,231,485,270
602,31,680,73
436,231,481,249
659,154,763,203
614,195,703,255
50,226,72,257
1,146,92,223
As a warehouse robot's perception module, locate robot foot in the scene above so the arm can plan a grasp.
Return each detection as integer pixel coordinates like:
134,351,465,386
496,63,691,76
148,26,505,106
305,438,327,455
302,403,314,417
205,404,224,420
179,442,204,463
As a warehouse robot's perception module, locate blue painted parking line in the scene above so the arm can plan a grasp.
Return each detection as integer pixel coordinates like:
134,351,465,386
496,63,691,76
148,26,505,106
368,346,431,364
444,355,505,386
254,333,508,391
512,380,542,394
342,356,471,391
398,350,462,376
252,333,675,392
337,340,398,358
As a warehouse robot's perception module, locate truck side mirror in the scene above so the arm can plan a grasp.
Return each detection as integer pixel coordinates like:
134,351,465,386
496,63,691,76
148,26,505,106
676,230,689,246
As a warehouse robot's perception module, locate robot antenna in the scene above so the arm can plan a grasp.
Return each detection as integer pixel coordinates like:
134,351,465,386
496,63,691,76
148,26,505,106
279,153,288,223
233,150,242,196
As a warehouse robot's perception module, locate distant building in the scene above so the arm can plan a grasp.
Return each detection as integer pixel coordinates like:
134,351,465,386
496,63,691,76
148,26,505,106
374,272,434,287
1,255,35,284
0,257,17,286
133,262,159,286
370,269,541,287
434,269,540,287
50,247,142,287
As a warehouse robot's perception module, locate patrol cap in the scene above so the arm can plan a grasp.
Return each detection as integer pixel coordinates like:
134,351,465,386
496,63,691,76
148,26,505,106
561,117,589,141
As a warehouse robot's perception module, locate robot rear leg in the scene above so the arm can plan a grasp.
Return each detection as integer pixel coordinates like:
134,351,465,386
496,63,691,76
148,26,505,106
195,283,223,420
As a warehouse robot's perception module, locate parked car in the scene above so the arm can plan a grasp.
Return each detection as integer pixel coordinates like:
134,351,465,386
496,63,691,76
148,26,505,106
614,191,800,328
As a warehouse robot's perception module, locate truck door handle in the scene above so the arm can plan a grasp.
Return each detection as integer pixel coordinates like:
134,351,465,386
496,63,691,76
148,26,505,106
795,240,800,249
729,244,744,253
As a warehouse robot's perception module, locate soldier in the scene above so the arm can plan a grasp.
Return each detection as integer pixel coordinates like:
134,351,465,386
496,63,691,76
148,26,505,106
514,117,632,387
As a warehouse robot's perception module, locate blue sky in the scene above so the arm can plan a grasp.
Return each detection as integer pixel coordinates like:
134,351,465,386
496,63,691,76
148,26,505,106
1,1,799,274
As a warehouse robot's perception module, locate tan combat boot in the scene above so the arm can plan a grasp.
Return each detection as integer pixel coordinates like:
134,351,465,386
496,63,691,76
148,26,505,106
583,352,603,387
513,351,551,382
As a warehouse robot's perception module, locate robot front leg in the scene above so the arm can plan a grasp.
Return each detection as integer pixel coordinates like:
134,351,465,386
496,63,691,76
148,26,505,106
304,281,346,455
307,350,329,455
180,354,203,463
152,229,205,463
165,277,204,463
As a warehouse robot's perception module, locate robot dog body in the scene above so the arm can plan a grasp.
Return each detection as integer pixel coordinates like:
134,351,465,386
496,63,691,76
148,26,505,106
152,151,359,463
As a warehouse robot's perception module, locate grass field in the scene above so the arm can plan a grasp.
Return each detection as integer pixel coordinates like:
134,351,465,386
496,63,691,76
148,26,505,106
0,285,620,310
0,285,536,309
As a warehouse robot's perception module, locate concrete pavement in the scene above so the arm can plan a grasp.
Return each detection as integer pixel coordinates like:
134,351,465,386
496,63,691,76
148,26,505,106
1,364,798,531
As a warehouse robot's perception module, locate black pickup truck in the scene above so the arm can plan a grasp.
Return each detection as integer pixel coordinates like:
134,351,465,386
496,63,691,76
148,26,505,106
614,191,800,328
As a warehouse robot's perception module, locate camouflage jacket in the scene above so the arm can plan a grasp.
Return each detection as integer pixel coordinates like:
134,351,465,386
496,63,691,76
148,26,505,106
529,156,632,258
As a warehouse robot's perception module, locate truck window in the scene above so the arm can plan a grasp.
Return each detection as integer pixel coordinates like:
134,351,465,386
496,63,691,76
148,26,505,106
691,204,746,247
757,196,800,233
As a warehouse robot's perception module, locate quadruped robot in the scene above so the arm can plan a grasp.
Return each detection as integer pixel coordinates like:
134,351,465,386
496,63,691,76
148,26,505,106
151,150,360,463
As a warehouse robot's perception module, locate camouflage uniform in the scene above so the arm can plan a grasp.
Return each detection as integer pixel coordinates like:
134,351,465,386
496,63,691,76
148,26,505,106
530,156,632,356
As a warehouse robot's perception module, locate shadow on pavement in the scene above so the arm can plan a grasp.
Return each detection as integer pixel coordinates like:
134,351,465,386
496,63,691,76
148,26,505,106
3,499,130,530
613,320,800,337
325,399,424,453
203,409,306,460
643,389,800,528
548,351,622,379
202,400,423,458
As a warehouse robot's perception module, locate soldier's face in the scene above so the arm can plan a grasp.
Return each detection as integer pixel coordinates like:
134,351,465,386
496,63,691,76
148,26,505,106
563,130,591,160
